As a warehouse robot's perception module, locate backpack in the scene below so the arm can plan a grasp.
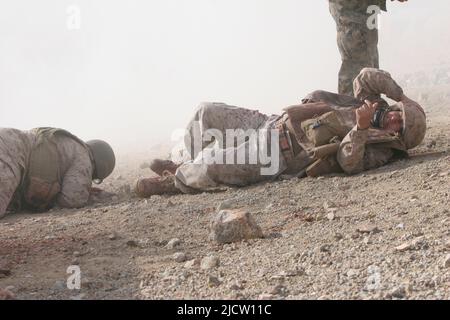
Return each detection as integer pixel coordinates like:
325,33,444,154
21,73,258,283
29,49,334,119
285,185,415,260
23,128,89,211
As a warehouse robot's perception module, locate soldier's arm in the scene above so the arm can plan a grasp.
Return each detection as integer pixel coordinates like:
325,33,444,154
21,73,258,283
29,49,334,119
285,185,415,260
337,126,394,174
56,153,93,209
353,68,404,102
337,100,394,174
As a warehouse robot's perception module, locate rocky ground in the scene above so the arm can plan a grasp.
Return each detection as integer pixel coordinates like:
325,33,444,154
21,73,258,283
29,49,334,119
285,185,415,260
0,92,449,300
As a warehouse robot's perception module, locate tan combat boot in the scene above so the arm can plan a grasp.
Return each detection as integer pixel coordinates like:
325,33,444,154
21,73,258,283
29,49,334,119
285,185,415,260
135,171,181,198
149,159,180,176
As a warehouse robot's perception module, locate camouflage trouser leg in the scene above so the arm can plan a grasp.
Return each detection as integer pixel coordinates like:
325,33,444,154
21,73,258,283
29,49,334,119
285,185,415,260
183,102,269,160
0,161,21,218
329,1,380,96
175,103,286,191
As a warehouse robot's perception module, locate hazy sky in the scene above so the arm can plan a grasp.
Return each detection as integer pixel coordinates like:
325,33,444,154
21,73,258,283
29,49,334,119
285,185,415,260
1,0,449,151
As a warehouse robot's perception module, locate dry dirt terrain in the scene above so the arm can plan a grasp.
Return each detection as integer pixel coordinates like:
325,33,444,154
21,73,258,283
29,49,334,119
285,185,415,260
1,90,449,300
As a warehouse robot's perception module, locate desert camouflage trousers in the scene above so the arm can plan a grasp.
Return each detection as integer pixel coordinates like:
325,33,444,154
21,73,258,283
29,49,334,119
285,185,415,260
329,0,380,96
174,103,287,191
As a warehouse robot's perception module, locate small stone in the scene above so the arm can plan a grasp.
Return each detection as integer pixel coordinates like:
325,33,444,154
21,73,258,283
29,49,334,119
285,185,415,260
207,275,222,287
166,238,181,249
395,237,424,252
70,293,86,300
126,240,139,247
356,224,380,234
209,209,264,244
0,269,11,278
351,232,361,240
346,269,359,278
229,282,244,291
323,201,337,211
259,293,275,300
172,252,187,263
445,240,450,250
439,171,450,177
82,278,95,289
54,280,66,291
334,233,344,240
443,254,450,268
73,251,82,257
108,233,118,240
390,286,407,299
427,140,436,148
0,288,15,300
201,255,220,270
269,284,287,296
395,242,413,252
270,274,285,281
184,258,200,269
395,223,405,230
326,212,335,221
282,269,304,277
167,200,175,207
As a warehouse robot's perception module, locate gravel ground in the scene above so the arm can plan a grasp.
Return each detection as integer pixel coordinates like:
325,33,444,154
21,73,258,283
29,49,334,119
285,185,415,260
0,99,449,300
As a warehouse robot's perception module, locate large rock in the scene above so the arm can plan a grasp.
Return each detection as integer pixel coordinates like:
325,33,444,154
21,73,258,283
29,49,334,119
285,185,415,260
209,209,264,244
0,288,15,300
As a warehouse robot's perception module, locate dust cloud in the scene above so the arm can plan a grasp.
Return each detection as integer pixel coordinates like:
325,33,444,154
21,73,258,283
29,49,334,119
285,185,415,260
1,0,449,155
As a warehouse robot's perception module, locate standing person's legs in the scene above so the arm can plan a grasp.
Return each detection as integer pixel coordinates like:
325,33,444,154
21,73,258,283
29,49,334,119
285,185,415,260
329,1,379,96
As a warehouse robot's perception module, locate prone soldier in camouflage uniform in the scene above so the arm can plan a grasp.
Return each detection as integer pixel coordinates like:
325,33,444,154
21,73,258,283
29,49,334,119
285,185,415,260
0,128,116,219
135,68,426,197
329,0,408,96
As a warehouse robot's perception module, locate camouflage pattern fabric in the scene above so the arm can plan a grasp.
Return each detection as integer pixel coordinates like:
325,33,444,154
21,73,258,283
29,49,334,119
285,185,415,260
174,103,287,191
329,0,386,96
0,128,94,218
0,128,34,218
172,68,420,192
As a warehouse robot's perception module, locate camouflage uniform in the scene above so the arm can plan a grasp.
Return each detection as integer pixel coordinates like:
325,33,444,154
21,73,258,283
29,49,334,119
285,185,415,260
174,103,288,191
173,68,418,192
0,128,94,218
329,0,386,96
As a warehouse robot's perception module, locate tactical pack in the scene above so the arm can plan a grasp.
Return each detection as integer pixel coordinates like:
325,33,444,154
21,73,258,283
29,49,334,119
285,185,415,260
300,111,349,147
23,128,89,211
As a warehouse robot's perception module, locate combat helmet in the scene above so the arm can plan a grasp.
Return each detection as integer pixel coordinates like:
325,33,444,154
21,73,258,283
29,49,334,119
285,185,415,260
86,140,116,182
396,99,427,149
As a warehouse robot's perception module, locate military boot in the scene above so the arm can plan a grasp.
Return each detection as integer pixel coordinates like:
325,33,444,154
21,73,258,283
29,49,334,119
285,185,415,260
149,159,180,176
135,172,181,198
